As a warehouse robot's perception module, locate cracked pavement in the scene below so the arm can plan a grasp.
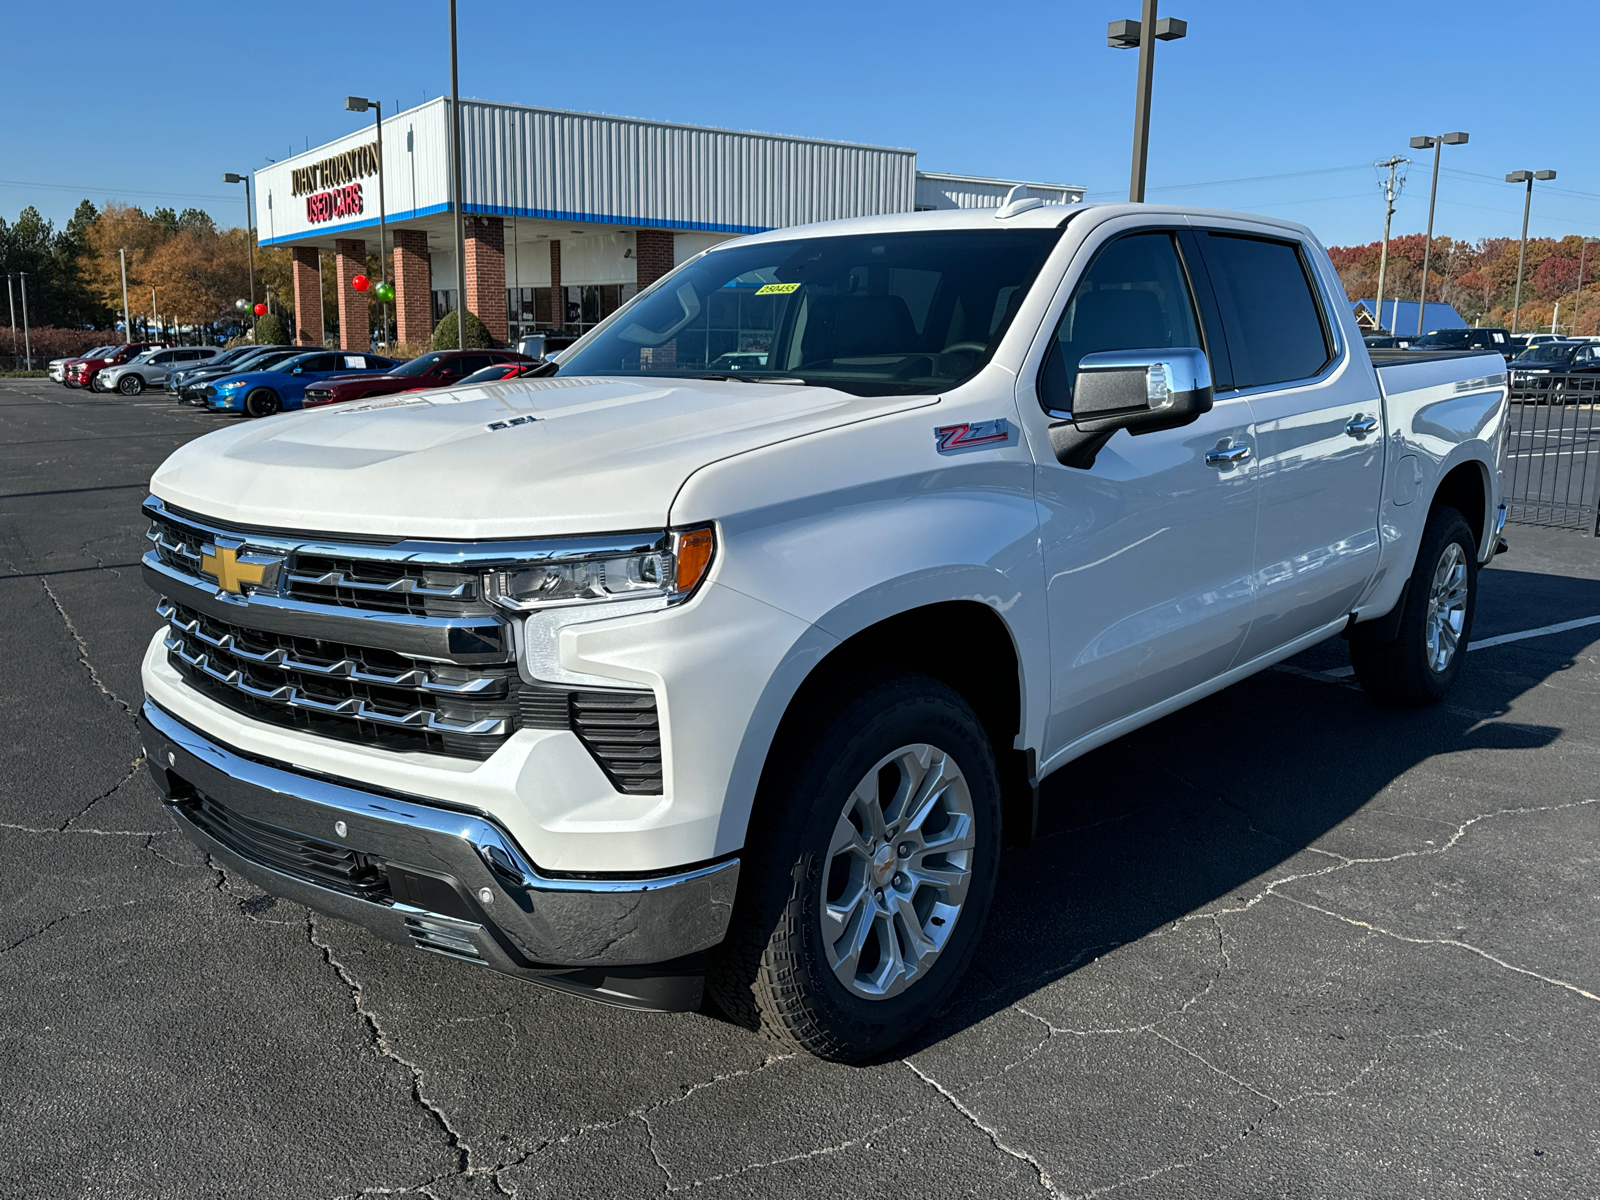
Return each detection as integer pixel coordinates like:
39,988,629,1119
1,378,1597,1198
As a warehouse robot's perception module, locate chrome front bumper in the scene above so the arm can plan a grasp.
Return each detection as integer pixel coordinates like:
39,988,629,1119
138,700,738,1011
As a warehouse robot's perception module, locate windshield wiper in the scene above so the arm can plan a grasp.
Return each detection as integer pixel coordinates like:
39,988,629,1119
693,374,810,385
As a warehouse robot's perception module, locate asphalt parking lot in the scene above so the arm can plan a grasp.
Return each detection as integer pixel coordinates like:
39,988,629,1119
2,376,1597,1200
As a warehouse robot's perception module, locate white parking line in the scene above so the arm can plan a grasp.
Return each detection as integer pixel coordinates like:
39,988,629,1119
1468,615,1600,651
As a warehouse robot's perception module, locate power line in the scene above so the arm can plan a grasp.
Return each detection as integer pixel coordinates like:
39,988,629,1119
1082,162,1372,199
0,178,235,203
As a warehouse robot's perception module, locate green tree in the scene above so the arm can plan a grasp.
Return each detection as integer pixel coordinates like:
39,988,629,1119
254,311,289,345
432,309,498,349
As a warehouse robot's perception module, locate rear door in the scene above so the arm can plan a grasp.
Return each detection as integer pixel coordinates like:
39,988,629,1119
1192,227,1385,661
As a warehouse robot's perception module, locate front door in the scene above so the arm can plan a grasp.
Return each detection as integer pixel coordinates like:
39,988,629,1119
1192,230,1384,661
1030,230,1260,761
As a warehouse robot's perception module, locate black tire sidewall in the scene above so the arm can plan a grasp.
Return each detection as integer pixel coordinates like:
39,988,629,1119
738,672,1002,1060
245,389,280,418
1362,507,1479,704
119,375,142,395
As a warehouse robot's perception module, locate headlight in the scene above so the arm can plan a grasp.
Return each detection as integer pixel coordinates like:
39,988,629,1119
483,527,714,611
217,379,248,390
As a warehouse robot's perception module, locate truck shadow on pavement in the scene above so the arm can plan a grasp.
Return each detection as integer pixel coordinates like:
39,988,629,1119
901,565,1597,1055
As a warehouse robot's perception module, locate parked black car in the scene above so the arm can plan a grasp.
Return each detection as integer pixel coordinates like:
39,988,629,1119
172,346,301,404
1508,340,1600,401
1363,334,1416,349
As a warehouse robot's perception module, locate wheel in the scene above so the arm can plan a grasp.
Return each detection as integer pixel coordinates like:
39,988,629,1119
244,388,281,418
118,374,144,396
707,669,1002,1063
1351,506,1477,705
89,373,106,393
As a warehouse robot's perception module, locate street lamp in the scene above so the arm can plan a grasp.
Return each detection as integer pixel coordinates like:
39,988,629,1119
1506,170,1557,335
1108,1,1188,203
1407,132,1469,336
222,172,257,326
344,96,390,349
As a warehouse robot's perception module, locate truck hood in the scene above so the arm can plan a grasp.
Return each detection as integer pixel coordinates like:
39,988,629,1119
150,375,938,539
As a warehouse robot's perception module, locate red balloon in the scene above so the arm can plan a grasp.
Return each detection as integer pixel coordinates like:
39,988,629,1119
352,274,370,293
253,302,267,316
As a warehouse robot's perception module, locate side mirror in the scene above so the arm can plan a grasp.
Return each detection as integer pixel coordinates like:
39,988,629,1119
292,367,304,375
1048,347,1213,469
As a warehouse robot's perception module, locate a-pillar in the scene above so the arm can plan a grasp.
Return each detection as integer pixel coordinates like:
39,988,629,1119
392,229,432,347
549,240,562,330
463,215,507,344
334,238,368,351
635,230,676,293
291,246,323,347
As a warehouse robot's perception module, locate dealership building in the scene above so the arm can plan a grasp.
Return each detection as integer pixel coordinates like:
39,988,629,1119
253,98,1083,349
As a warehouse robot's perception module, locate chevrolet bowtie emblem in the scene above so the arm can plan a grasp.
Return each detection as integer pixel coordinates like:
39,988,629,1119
201,538,281,596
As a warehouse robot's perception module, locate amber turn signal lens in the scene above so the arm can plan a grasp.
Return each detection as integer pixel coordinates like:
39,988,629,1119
673,527,715,594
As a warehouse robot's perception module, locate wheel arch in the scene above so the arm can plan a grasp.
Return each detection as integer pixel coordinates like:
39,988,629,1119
1430,455,1491,552
721,596,1036,856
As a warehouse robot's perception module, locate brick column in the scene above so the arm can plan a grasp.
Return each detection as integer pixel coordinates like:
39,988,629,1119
635,230,676,293
549,239,562,330
463,216,507,344
291,246,323,347
334,237,368,352
392,229,432,347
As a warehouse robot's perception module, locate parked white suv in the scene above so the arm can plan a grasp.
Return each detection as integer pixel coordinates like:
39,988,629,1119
136,203,1508,1061
101,346,221,395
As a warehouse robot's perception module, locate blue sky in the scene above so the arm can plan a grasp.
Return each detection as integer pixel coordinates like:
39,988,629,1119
4,0,1595,249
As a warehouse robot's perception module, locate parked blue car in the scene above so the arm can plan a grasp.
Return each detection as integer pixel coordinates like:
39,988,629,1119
204,351,400,418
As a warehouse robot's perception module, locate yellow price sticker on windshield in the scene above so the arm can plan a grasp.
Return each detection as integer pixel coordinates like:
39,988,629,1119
754,282,801,295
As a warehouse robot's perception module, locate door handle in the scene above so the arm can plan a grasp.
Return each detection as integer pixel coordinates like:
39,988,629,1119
1345,413,1379,438
1205,440,1251,469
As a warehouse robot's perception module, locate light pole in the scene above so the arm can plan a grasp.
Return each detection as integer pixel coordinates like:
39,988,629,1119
1568,236,1593,339
18,272,32,370
1407,132,1468,336
449,0,468,349
1374,155,1408,333
345,96,389,349
1108,1,1187,203
223,172,257,332
1506,169,1557,335
6,275,15,368
118,248,131,344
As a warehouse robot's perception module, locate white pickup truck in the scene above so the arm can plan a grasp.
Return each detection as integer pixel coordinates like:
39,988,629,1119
137,201,1508,1062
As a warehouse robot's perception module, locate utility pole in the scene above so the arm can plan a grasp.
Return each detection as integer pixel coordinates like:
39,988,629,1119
1506,169,1557,335
1408,132,1469,336
1373,156,1408,333
18,272,32,370
1108,1,1188,203
119,248,132,343
449,0,468,350
6,275,15,369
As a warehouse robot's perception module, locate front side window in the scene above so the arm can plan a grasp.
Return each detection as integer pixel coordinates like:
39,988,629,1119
1201,233,1332,388
1038,231,1202,412
391,352,448,377
556,228,1064,397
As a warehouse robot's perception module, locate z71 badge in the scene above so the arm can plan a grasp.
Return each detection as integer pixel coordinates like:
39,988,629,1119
934,419,1012,453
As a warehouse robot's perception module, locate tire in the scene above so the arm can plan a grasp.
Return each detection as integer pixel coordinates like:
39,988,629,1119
1351,505,1478,705
89,373,106,393
118,374,143,396
244,388,281,418
706,669,1002,1063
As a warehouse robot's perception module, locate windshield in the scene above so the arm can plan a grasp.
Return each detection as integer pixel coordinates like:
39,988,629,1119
556,227,1065,396
243,349,303,372
389,352,448,377
1513,344,1577,363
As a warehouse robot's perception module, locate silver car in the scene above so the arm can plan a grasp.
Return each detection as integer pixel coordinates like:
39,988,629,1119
100,347,221,396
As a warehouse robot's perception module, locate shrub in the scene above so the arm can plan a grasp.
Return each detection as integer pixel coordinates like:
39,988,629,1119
0,326,123,362
253,312,289,346
431,309,498,350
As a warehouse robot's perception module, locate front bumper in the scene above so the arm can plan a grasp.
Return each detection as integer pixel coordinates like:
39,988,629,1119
205,388,246,411
138,698,739,1011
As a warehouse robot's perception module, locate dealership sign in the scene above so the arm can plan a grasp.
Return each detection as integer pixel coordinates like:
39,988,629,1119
291,142,380,196
306,183,364,224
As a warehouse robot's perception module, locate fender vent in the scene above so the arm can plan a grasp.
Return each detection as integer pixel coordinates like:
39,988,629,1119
404,916,485,964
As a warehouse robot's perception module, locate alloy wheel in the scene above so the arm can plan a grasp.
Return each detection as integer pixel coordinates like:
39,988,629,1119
1425,541,1469,673
820,743,975,1000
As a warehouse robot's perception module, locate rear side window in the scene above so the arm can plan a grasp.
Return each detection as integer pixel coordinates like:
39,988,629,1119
1201,234,1332,389
1038,232,1202,411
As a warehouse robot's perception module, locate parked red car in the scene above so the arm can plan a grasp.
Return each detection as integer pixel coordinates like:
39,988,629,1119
301,349,534,407
67,342,171,391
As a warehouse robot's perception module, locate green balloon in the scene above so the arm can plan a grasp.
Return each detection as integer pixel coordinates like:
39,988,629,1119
374,281,395,303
